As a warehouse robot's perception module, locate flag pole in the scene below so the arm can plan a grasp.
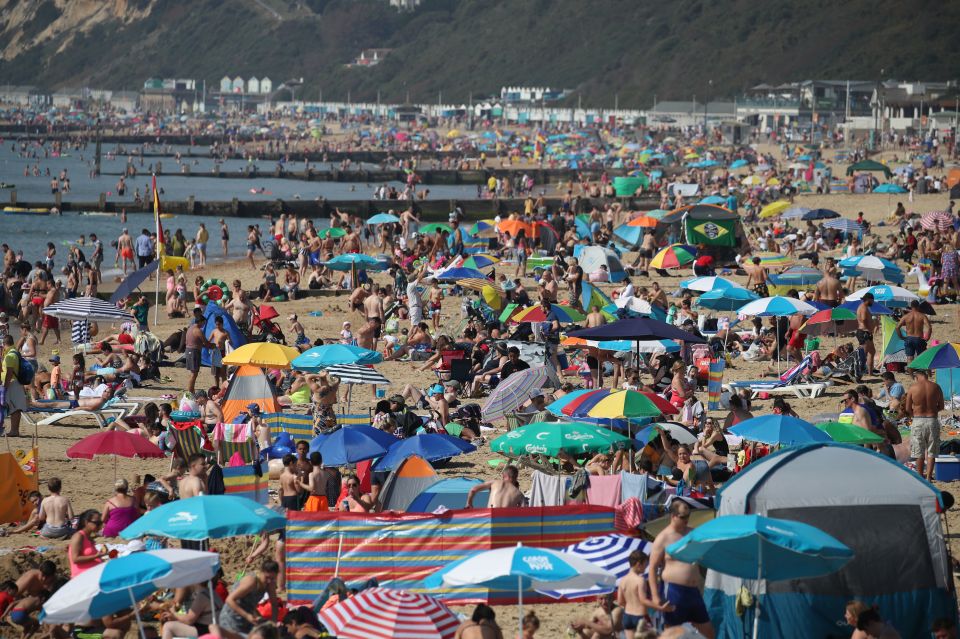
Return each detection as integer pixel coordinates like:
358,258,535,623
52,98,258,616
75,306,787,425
153,174,164,327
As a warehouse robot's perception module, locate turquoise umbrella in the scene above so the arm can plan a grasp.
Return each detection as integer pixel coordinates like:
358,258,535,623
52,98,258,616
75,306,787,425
367,213,401,225
324,253,383,271
120,495,284,541
292,343,382,370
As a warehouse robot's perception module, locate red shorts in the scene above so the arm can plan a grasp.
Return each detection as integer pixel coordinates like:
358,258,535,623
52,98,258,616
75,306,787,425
42,315,58,329
787,334,805,349
121,247,134,260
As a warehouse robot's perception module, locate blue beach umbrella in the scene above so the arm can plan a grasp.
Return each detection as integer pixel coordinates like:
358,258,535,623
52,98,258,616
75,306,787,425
823,218,864,234
433,267,489,281
803,208,841,220
373,433,476,471
729,159,749,169
695,288,760,311
845,285,920,308
324,253,383,271
613,223,644,246
41,549,220,629
729,414,831,446
309,424,398,466
699,195,727,205
120,495,284,541
367,212,401,225
679,276,743,292
292,344,382,370
545,389,596,416
836,299,893,315
736,296,817,317
874,183,907,193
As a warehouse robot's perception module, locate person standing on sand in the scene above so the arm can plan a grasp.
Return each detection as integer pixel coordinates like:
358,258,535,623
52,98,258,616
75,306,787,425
618,550,664,638
299,452,330,512
465,465,524,508
209,315,231,388
648,501,715,638
184,308,214,394
116,228,134,274
904,369,944,482
1,334,26,438
856,293,878,375
895,300,931,364
279,454,302,511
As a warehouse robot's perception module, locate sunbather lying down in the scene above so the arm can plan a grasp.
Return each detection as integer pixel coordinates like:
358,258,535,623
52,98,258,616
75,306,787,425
29,375,115,411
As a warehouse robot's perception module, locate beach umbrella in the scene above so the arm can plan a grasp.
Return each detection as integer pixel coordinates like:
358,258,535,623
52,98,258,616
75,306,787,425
695,288,760,311
649,244,697,269
775,266,823,287
562,388,676,418
729,414,831,446
480,285,503,310
481,366,550,422
41,549,219,637
839,255,903,283
120,495,284,541
433,266,488,281
729,159,749,169
800,307,858,336
780,206,811,220
580,282,613,315
920,210,953,232
319,227,346,239
463,254,500,269
367,213,401,225
568,317,706,343
491,421,629,457
319,364,390,385
580,389,665,419
736,296,817,317
907,343,960,370
699,195,726,205
679,276,743,292
310,425,398,466
458,278,504,295
292,344,382,371
635,422,698,445
803,208,841,220
815,421,884,444
544,389,596,416
667,514,853,639
836,299,893,315
317,588,459,639
426,544,616,639
420,223,452,235
613,223,644,246
874,183,907,193
758,201,791,219
539,534,649,600
222,342,300,369
43,297,135,323
67,431,164,481
469,220,498,238
324,253,383,271
845,285,920,308
626,215,660,228
741,175,764,186
109,260,159,304
512,304,585,324
752,252,794,268
373,434,475,471
823,218,864,234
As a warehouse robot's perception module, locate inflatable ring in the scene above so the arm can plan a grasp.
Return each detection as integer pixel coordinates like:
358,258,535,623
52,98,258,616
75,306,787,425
199,278,230,306
170,410,201,422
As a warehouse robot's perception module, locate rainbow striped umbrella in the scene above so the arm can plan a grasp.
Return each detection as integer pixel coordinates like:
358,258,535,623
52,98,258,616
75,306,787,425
563,388,677,417
907,343,960,371
469,220,498,237
513,304,586,323
650,244,697,269
583,389,664,419
753,252,794,268
800,307,858,336
463,254,500,269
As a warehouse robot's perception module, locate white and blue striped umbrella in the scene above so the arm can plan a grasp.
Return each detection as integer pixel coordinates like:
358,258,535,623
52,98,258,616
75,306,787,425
539,534,650,599
42,549,219,625
679,276,744,292
324,364,391,385
845,285,920,308
43,297,135,323
736,296,817,317
838,255,904,283
780,206,811,220
823,218,864,234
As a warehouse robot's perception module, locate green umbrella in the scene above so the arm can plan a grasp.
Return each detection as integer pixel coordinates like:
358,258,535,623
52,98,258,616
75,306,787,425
320,227,346,239
420,223,452,235
490,421,629,457
816,421,884,444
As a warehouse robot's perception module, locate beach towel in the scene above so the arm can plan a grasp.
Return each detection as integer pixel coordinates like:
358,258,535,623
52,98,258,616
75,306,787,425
620,472,652,502
586,474,622,507
529,471,568,507
614,497,644,533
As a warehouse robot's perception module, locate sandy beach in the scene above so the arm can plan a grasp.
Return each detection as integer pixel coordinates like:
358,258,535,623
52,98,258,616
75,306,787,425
0,140,958,637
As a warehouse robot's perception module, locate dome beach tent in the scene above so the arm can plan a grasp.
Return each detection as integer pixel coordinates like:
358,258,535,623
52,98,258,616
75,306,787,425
704,443,953,638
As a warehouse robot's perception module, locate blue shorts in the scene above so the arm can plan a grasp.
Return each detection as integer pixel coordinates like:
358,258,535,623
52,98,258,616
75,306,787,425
622,612,646,630
660,582,710,627
904,335,927,357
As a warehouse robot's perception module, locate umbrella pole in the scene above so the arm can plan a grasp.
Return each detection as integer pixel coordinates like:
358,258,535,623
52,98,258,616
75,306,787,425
752,539,761,639
129,587,148,639
208,579,218,627
517,574,523,639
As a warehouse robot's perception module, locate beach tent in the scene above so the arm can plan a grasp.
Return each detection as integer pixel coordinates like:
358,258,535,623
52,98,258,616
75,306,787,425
577,246,627,283
705,443,952,638
221,365,282,423
378,455,438,511
201,302,245,367
407,477,488,512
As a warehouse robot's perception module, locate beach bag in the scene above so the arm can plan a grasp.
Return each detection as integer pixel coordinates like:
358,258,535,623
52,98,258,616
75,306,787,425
13,350,34,385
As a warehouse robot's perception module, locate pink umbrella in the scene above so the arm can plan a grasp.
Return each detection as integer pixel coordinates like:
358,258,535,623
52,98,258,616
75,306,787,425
67,430,165,479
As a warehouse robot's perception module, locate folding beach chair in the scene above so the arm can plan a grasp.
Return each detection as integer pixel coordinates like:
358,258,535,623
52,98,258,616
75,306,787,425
212,422,259,465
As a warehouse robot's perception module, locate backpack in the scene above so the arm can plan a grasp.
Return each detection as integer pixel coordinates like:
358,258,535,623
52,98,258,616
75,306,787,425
12,350,34,385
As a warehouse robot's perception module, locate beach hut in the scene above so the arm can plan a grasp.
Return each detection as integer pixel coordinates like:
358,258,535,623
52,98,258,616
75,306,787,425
378,455,438,512
221,365,281,423
705,443,953,638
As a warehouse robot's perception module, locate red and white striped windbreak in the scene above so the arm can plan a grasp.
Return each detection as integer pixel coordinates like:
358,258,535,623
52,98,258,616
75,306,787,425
317,587,460,639
920,210,953,231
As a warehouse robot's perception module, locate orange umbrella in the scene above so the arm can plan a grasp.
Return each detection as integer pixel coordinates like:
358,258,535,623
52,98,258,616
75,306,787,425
627,215,660,228
497,219,538,239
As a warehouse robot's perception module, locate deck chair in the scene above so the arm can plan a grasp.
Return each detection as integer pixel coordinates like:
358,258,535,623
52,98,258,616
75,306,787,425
336,410,372,429
23,405,129,429
212,422,259,465
262,412,314,440
821,346,866,384
505,411,534,432
724,354,829,399
434,349,466,382
168,421,212,468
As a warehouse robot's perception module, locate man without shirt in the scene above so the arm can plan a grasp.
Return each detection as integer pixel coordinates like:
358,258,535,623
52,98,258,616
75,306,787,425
466,466,523,508
38,477,73,539
895,299,932,363
904,368,944,481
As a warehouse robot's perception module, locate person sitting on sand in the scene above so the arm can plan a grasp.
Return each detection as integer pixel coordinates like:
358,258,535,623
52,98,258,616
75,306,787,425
570,593,622,639
100,479,142,539
455,604,504,639
38,477,74,540
9,491,42,535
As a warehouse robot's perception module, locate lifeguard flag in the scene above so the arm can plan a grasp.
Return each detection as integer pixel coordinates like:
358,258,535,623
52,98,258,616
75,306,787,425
153,174,164,256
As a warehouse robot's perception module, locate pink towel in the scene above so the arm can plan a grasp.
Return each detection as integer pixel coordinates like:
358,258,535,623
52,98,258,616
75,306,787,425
586,474,622,507
228,451,246,467
213,422,253,444
614,498,643,534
